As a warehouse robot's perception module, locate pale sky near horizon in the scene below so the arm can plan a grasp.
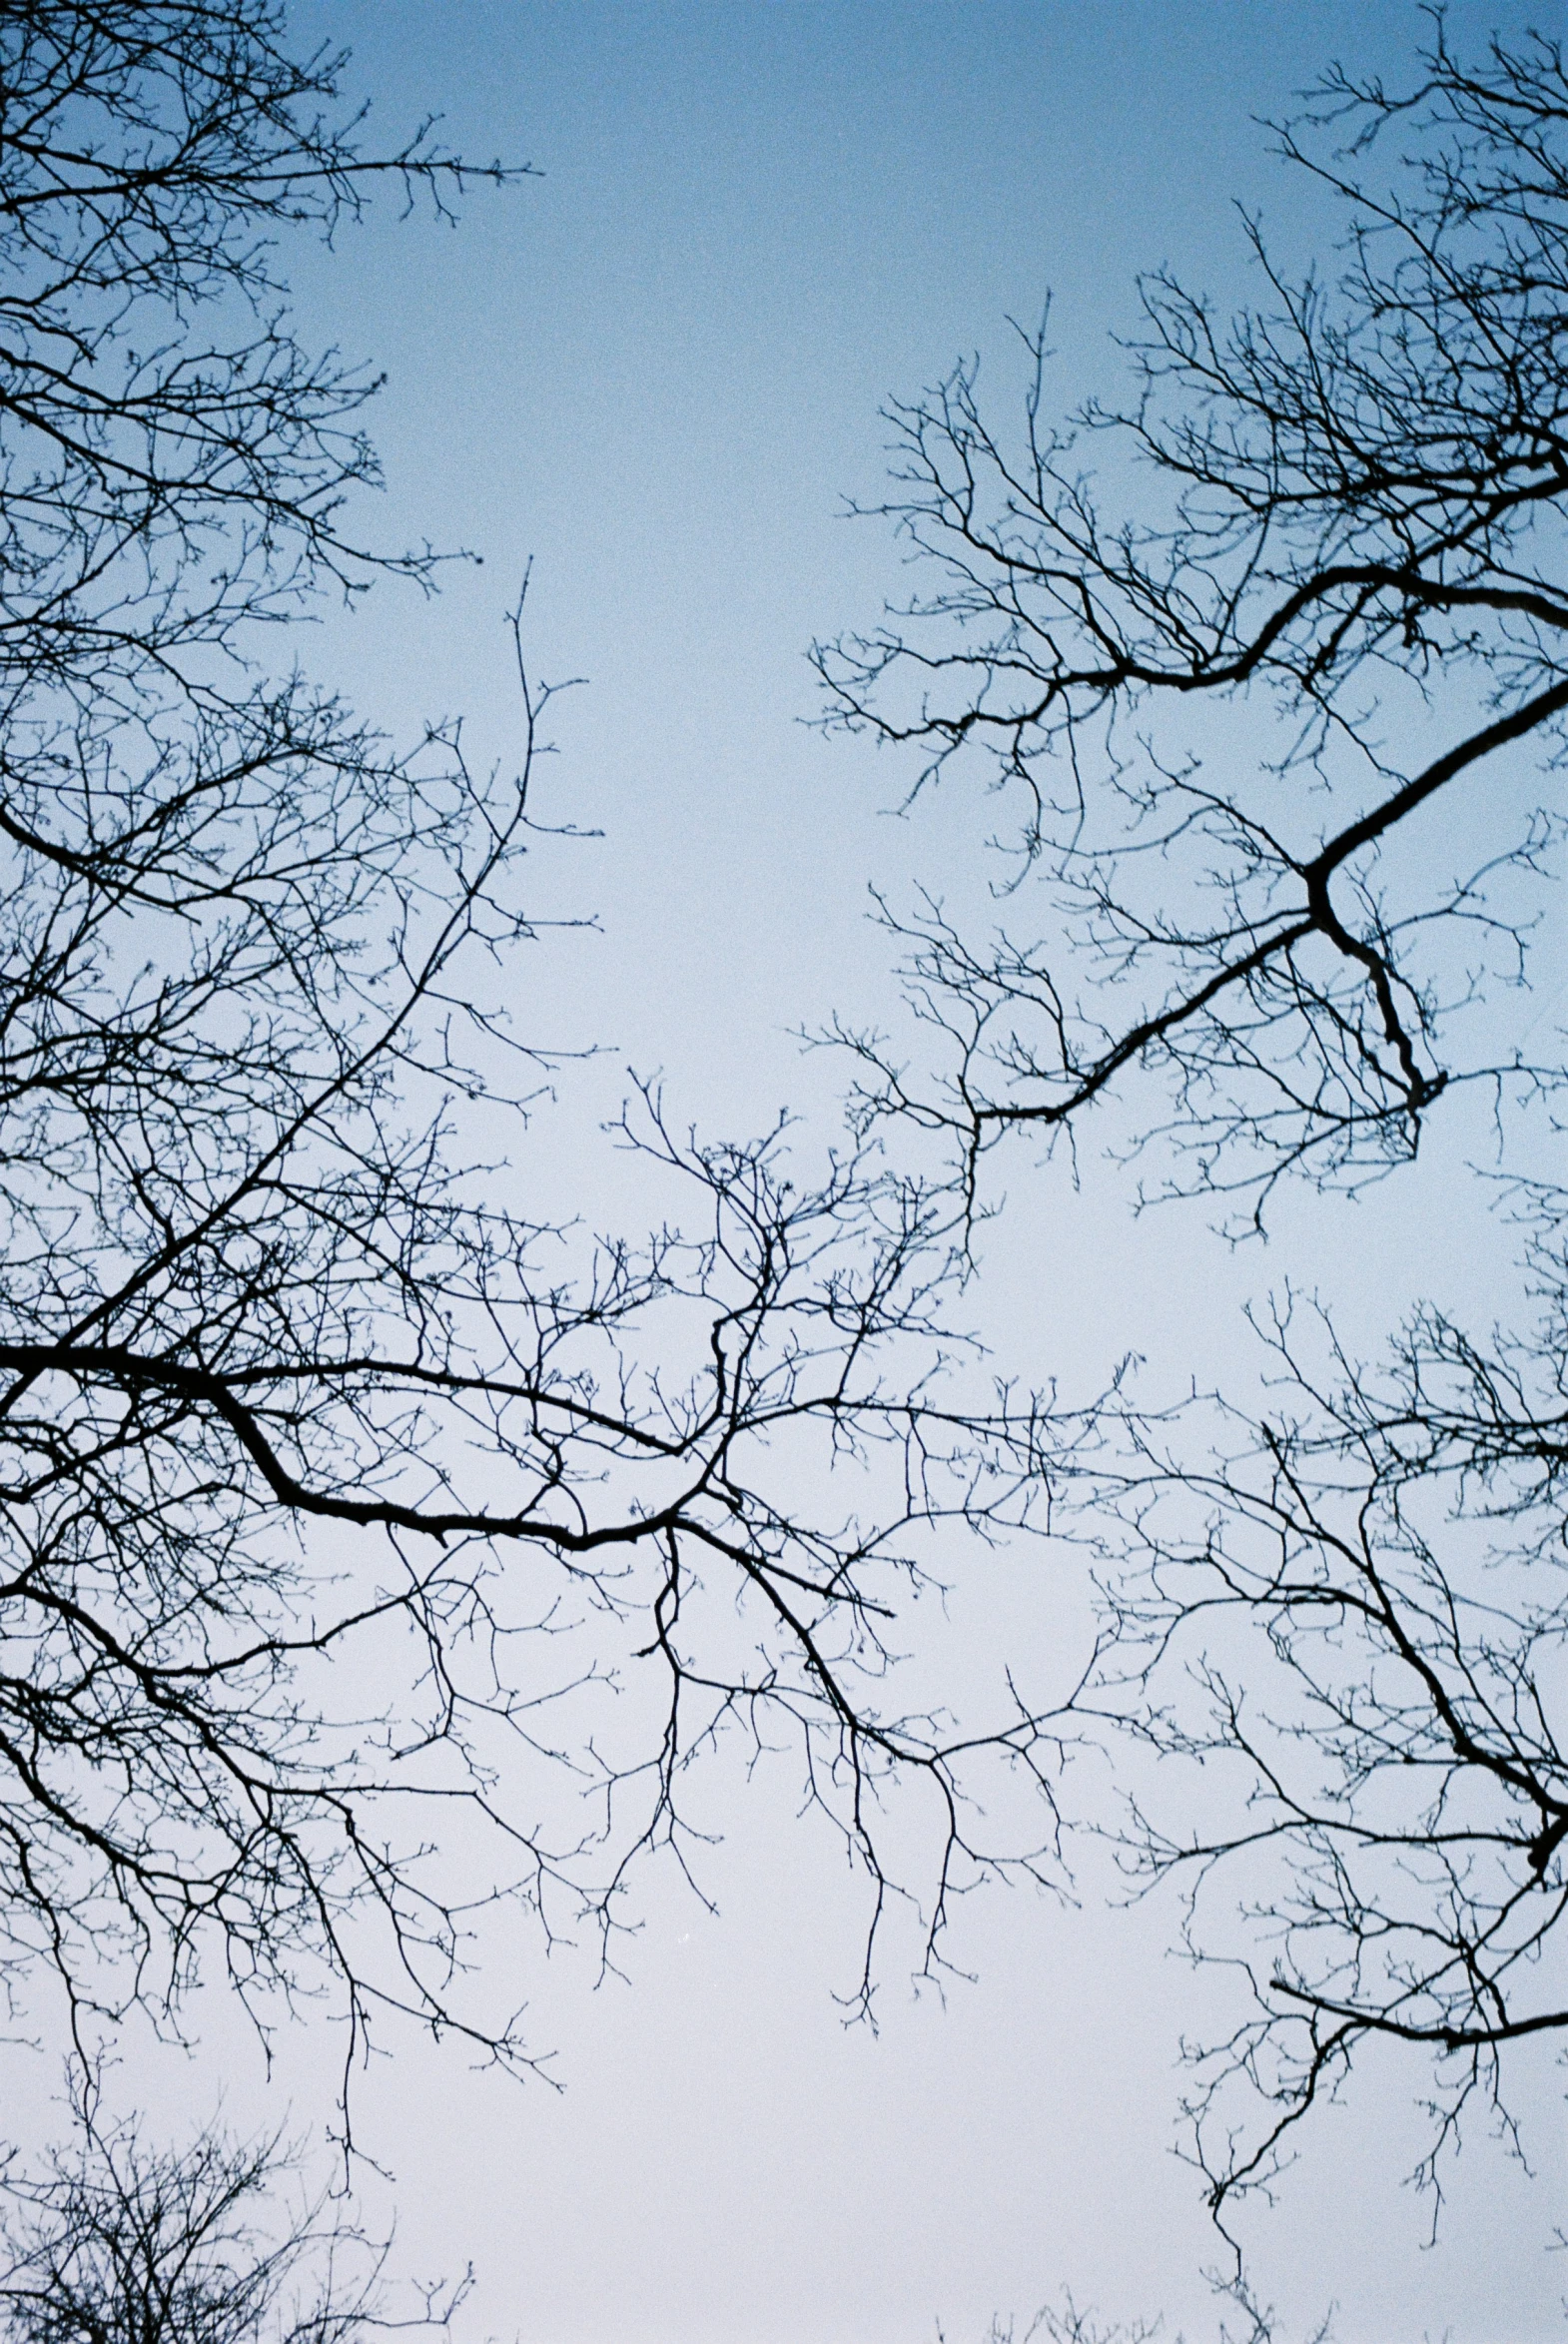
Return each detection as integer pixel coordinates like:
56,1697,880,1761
14,6,1563,2340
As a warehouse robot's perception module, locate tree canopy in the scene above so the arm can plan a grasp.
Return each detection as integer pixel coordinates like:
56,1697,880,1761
9,0,1568,2304
819,14,1567,1221
0,0,1052,2091
822,12,1568,2232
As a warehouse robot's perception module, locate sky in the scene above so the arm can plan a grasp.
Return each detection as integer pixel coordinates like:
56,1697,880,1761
20,6,1562,2341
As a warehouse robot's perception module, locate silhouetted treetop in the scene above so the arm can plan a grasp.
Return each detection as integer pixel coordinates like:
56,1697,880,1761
817,14,1568,1220
0,1,1054,2088
824,11,1568,2238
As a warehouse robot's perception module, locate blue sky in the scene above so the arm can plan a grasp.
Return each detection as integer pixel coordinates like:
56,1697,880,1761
92,7,1558,2338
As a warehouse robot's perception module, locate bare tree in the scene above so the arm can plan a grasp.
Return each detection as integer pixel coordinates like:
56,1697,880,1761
0,2094,420,2344
0,0,1060,2091
1066,1268,1568,2228
939,2277,1320,2344
816,11,1567,1225
2,2123,1315,2344
818,10,1568,2230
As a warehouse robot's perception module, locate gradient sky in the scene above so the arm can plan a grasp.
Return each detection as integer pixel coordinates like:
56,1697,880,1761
24,7,1559,2341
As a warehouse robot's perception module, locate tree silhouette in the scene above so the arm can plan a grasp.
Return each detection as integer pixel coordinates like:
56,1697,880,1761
822,12,1568,2229
0,1,1054,2090
0,2096,420,2344
818,15,1567,1224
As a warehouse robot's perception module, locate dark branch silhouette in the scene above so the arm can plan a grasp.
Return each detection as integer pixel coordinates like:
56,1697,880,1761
0,2088,442,2344
0,1,1063,2095
816,11,1568,1226
822,8,1568,2236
